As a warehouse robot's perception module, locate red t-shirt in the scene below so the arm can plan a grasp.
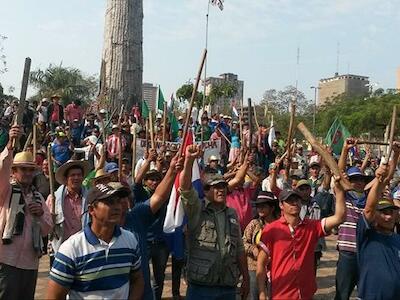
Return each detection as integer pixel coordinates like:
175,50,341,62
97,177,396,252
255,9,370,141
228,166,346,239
226,185,256,232
259,216,327,300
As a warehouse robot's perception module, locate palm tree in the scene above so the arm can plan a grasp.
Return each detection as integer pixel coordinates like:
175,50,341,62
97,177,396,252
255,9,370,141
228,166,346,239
30,64,98,105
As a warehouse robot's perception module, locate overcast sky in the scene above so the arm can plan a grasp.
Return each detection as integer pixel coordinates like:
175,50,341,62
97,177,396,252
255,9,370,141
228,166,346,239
0,0,399,102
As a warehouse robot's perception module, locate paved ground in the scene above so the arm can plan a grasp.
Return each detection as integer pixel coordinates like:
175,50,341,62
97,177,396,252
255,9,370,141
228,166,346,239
35,235,355,299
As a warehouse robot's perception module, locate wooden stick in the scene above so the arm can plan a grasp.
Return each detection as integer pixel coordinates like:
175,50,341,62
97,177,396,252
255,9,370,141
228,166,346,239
387,105,397,159
117,105,125,181
248,98,253,150
132,131,137,180
47,144,56,217
149,111,155,149
285,103,296,175
297,122,352,190
13,57,31,150
239,97,244,145
217,128,232,146
162,101,167,144
145,118,149,151
253,105,260,131
357,141,389,146
179,49,207,157
23,132,32,151
32,123,37,161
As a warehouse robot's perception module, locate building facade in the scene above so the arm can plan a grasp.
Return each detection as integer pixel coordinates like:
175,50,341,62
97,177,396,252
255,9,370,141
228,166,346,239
142,83,158,110
318,73,369,106
204,73,244,113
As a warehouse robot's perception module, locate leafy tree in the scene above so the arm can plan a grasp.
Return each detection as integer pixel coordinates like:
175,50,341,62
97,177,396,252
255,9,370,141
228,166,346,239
175,83,204,108
0,35,7,74
261,85,311,114
29,64,98,105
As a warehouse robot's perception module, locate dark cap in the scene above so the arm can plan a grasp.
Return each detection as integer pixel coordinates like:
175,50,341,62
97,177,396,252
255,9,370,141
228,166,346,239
278,189,302,202
203,173,227,188
143,169,162,181
376,199,400,211
87,183,130,205
253,191,277,205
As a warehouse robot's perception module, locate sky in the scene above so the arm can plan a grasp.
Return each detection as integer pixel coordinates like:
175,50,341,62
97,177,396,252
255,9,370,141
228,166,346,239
0,0,399,103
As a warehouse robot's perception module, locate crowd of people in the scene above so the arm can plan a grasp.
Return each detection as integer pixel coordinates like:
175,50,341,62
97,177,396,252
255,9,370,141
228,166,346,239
0,95,399,300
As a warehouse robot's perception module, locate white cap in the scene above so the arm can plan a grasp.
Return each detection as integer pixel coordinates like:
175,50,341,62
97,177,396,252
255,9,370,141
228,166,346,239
208,155,219,162
178,116,184,120
99,109,106,114
112,124,118,130
156,114,162,119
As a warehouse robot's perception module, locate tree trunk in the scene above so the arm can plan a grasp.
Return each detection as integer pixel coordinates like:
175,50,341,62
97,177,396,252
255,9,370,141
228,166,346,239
101,0,143,111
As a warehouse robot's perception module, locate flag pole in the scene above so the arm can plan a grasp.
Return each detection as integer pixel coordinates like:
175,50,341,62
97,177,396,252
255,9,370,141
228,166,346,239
202,0,211,110
162,101,167,145
149,111,155,149
179,49,208,157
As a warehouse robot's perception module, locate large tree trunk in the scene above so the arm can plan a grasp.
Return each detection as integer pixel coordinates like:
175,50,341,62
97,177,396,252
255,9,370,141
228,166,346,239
100,0,143,111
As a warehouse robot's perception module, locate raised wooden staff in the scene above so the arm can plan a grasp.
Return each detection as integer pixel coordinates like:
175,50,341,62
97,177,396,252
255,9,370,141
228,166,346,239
117,105,125,181
253,105,260,131
132,131,137,180
13,57,31,150
357,140,389,146
32,123,37,161
179,49,207,157
248,98,253,150
217,128,232,146
285,103,296,175
297,122,352,190
149,110,155,149
162,101,167,145
387,105,397,159
47,144,56,220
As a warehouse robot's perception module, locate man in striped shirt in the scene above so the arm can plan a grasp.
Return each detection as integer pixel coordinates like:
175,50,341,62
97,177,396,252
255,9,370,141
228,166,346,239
335,139,372,300
46,183,144,300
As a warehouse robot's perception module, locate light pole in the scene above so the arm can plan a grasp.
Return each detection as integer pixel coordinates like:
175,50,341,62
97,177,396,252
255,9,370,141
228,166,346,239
310,86,320,134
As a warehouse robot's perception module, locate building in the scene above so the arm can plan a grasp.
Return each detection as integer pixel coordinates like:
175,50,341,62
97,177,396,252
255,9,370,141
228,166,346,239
397,67,400,91
142,83,158,110
318,73,369,106
204,73,244,113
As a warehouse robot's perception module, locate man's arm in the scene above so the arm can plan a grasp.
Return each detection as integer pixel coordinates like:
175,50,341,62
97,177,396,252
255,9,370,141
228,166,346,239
128,270,144,300
324,176,346,232
149,153,183,214
338,138,356,172
228,160,249,192
135,149,156,185
46,280,69,300
256,250,270,300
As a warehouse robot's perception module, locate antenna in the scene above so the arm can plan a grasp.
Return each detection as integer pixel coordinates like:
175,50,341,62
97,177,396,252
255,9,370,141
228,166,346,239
336,42,340,75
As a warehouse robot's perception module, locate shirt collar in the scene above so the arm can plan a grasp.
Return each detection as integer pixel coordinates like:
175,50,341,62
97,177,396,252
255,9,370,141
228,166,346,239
278,215,307,225
84,223,122,245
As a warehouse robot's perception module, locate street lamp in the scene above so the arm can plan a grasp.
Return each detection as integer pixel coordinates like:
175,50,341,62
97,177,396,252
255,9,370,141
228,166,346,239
310,86,320,134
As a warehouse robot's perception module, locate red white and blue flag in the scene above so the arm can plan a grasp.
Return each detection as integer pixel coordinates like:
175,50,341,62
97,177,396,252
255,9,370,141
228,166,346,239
163,131,203,233
211,0,224,11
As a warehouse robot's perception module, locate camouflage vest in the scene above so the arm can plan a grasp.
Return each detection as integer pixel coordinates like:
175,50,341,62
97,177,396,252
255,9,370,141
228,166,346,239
187,203,241,287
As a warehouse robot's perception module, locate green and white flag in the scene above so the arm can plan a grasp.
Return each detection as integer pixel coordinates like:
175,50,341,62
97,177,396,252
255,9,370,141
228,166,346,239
325,118,351,155
142,100,149,119
157,87,165,113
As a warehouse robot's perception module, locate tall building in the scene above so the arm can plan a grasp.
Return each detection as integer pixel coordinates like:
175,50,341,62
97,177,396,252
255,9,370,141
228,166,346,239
142,83,158,110
318,73,369,106
204,73,244,112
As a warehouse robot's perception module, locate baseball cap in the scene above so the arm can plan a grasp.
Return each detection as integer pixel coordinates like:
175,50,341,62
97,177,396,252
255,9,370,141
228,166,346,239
99,109,107,114
105,162,119,174
203,173,227,188
87,183,129,205
376,199,399,211
309,161,321,168
253,191,277,205
278,189,302,202
296,179,311,189
143,169,162,181
347,166,363,177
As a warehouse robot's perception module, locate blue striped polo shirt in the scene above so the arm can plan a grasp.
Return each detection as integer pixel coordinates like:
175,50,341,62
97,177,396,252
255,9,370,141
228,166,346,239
49,224,141,299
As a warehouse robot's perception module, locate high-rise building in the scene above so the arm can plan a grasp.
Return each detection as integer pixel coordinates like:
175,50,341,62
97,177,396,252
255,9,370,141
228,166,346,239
142,83,158,110
204,73,244,112
318,73,369,106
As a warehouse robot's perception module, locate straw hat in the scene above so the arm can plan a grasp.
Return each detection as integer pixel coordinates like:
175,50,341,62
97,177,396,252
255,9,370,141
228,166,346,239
12,151,39,169
92,168,112,183
55,160,90,185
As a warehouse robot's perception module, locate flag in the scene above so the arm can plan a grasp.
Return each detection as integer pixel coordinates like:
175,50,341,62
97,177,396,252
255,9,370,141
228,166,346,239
168,93,175,112
169,112,180,140
212,0,224,10
268,116,276,148
141,100,149,119
163,132,203,233
232,100,239,117
325,117,351,155
157,87,165,113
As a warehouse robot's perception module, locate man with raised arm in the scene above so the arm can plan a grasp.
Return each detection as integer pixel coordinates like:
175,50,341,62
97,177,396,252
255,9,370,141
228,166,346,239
179,144,250,300
356,142,400,299
256,175,347,300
